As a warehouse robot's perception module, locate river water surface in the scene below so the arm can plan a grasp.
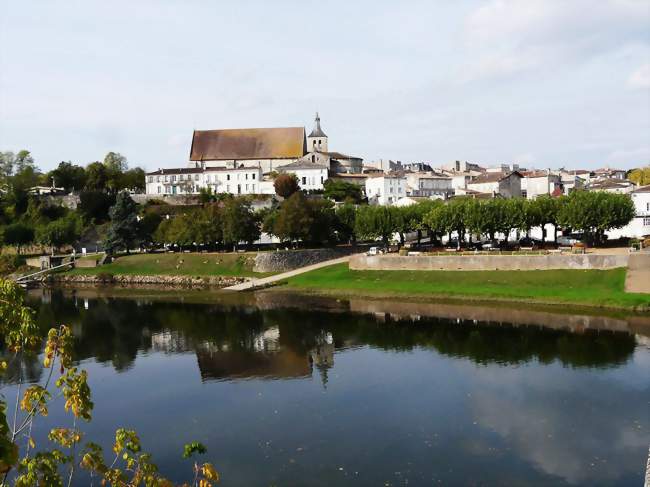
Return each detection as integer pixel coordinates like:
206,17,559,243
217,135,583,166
3,288,649,486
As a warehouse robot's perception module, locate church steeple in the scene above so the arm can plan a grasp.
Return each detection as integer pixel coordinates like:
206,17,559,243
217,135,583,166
307,112,328,152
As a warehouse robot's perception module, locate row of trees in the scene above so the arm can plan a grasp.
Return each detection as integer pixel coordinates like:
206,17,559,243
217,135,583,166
351,192,634,248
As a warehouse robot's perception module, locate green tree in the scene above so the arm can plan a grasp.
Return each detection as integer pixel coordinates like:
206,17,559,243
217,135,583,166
36,215,82,255
558,191,634,245
48,161,86,192
273,192,314,243
120,168,145,193
413,199,444,244
1,223,34,254
627,166,650,186
274,173,300,198
78,191,115,223
83,162,108,192
532,195,561,243
355,205,395,246
323,179,363,203
103,191,139,254
221,198,260,250
335,203,358,244
102,152,128,172
14,150,35,173
138,211,163,247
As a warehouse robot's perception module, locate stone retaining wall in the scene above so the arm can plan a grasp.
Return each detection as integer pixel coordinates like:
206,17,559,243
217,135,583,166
254,248,360,273
47,274,246,287
350,253,629,271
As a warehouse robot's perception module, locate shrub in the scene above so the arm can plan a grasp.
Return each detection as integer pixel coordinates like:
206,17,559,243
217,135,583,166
0,254,22,275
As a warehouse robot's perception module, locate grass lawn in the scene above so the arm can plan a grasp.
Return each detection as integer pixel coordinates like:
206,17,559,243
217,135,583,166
64,252,271,278
283,263,650,310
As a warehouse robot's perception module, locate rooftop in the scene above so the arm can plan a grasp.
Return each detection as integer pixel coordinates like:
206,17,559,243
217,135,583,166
469,171,521,184
278,160,328,171
190,127,306,161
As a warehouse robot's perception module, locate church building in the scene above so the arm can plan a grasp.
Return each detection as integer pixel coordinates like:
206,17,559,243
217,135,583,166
145,113,362,196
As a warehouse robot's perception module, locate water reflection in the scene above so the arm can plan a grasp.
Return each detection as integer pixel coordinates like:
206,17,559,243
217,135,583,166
1,288,646,486
6,289,640,387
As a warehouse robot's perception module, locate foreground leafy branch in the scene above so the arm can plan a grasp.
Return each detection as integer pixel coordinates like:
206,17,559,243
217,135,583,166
0,279,219,485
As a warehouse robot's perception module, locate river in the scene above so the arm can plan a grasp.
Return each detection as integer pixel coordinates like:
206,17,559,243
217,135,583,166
2,287,649,486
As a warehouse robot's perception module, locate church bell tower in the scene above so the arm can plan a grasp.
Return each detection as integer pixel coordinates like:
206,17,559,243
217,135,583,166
307,112,328,153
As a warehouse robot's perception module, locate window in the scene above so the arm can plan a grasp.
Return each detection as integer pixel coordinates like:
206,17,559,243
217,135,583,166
252,173,256,180
644,217,650,226
157,186,161,194
320,176,324,184
147,176,153,183
245,184,249,191
312,155,316,162
206,175,211,183
252,184,255,192
172,175,176,182
195,174,199,181
164,175,169,182
302,177,307,185
227,174,230,181
226,184,230,192
245,173,249,180
647,202,649,211
318,140,321,146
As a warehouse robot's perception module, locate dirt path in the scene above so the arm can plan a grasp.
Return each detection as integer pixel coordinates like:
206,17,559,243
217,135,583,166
223,255,353,291
625,252,650,294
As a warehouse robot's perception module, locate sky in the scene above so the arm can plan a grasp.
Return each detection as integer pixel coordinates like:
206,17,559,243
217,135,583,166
1,0,649,172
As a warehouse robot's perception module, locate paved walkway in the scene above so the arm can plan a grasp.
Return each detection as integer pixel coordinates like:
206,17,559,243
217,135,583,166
223,255,353,291
625,252,650,294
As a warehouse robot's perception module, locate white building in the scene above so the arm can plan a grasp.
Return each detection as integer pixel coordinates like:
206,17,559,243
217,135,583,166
587,178,636,194
145,166,263,196
405,172,452,198
466,171,522,198
278,161,329,191
606,186,650,239
520,170,563,199
365,174,407,205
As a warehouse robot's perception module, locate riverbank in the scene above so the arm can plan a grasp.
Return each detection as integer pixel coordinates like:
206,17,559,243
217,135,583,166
280,263,650,311
62,252,272,278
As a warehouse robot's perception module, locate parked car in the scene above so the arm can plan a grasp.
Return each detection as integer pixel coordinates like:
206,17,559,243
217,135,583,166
367,246,386,256
518,237,541,248
481,240,501,250
557,235,581,246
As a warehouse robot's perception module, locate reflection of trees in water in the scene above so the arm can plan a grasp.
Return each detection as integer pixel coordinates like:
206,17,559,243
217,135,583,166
19,292,636,381
0,350,43,386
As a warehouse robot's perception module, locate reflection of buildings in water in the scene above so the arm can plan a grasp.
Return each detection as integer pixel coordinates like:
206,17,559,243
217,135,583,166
194,327,337,385
310,341,334,388
253,326,280,352
196,347,312,381
151,330,193,353
150,325,338,384
635,334,650,348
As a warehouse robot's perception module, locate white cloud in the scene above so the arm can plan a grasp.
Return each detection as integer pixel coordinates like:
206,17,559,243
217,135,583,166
462,0,650,80
628,63,650,89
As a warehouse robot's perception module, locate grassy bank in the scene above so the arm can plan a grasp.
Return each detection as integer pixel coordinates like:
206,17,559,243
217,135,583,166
282,263,650,310
64,252,271,278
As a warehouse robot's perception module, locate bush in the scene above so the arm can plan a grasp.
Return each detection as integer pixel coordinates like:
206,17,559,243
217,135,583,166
0,254,22,275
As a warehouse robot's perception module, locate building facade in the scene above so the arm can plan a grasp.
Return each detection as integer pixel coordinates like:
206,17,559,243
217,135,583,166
606,186,650,239
466,171,522,198
365,174,407,205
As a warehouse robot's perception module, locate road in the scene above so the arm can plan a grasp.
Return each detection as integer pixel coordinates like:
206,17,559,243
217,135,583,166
223,255,352,291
